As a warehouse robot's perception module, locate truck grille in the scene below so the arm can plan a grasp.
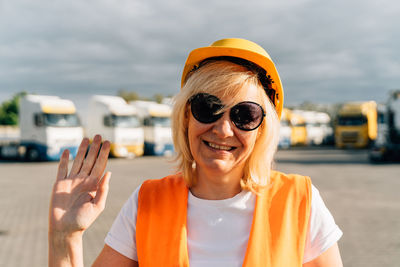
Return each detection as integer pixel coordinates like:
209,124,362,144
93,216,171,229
341,131,359,143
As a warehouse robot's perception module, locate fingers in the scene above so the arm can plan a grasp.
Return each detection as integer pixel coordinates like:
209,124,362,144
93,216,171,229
93,172,112,210
69,138,90,176
89,140,111,180
56,149,69,181
80,135,103,176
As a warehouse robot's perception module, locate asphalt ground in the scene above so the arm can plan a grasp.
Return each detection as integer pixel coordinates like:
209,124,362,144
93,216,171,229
0,148,399,266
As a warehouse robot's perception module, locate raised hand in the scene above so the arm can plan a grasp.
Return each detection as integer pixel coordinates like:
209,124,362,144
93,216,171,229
49,135,111,235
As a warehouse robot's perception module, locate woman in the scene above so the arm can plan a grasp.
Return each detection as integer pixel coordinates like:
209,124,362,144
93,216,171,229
49,38,343,266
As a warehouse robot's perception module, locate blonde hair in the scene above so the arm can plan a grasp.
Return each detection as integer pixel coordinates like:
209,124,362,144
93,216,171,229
172,60,280,193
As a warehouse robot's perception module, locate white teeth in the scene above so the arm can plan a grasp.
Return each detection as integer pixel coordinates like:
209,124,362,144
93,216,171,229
207,142,232,150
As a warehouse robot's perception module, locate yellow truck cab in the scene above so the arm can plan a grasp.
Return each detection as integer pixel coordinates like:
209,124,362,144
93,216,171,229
290,112,307,146
278,108,292,148
335,101,377,148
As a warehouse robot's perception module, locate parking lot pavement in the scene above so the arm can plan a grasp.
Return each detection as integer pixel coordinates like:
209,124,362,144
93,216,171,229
0,149,399,266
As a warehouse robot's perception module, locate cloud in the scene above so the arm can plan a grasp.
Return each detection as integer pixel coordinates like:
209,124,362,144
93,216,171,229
0,0,399,108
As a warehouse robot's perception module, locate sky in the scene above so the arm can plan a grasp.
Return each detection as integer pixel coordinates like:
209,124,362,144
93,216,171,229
1,0,400,118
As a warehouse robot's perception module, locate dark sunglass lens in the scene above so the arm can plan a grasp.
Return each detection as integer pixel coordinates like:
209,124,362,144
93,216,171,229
230,102,264,130
191,93,223,123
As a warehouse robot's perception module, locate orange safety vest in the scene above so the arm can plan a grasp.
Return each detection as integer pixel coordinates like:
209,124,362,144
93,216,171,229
136,171,311,266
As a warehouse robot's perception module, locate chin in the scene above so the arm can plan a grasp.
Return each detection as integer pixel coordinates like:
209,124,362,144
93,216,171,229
201,159,237,174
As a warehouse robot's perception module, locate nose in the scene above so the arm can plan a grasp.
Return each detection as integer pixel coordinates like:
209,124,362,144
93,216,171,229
212,112,234,138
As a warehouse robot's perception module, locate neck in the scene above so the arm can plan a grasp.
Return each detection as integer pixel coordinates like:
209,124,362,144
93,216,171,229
190,166,243,200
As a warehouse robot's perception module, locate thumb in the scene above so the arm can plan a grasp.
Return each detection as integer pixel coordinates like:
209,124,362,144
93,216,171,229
93,172,111,211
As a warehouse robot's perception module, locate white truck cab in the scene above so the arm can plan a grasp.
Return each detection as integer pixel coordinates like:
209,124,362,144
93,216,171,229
370,91,400,161
315,112,334,145
19,94,83,161
86,95,144,158
130,100,174,156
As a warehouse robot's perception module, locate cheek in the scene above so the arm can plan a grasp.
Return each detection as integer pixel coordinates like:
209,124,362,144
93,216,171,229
187,116,210,146
236,130,258,152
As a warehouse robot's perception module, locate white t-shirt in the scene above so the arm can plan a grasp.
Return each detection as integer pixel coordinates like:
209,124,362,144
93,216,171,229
105,183,342,266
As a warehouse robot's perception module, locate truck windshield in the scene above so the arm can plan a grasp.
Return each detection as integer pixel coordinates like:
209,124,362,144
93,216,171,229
377,112,386,124
306,123,319,127
144,116,171,127
44,113,81,127
337,115,367,126
105,115,141,128
280,120,290,127
292,122,306,127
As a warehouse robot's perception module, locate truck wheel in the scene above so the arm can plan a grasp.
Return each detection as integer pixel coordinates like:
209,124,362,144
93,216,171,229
26,148,40,161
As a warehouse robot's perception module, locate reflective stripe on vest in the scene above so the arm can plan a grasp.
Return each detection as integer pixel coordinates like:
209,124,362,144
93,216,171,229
136,171,311,266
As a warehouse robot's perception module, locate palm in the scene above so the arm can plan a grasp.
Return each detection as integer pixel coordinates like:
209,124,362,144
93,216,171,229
49,135,111,234
51,179,98,232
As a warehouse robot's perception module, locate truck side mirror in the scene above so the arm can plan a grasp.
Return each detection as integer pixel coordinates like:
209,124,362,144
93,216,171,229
34,113,45,127
104,115,112,127
144,118,152,126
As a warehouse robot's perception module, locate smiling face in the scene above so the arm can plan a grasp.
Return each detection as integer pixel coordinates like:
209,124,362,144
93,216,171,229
172,59,280,192
187,83,263,177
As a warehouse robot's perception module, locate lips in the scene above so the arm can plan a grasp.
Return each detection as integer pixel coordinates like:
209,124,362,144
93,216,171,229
203,140,236,151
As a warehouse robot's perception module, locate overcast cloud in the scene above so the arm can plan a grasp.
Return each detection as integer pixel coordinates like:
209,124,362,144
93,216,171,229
1,0,400,115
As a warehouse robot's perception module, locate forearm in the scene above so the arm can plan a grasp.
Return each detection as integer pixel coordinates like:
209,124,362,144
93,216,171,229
49,231,84,267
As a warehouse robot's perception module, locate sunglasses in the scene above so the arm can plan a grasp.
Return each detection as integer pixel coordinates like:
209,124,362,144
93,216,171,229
189,93,265,131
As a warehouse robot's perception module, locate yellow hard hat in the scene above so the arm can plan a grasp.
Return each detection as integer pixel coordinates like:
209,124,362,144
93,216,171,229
181,38,284,118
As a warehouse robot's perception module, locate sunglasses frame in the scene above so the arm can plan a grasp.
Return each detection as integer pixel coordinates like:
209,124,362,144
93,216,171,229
189,93,266,131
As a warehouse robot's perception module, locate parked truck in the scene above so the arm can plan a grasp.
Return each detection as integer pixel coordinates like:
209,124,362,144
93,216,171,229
278,108,292,149
335,101,377,148
369,91,400,161
315,111,334,145
292,110,333,146
0,94,83,161
86,95,144,158
130,100,174,156
290,112,307,146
